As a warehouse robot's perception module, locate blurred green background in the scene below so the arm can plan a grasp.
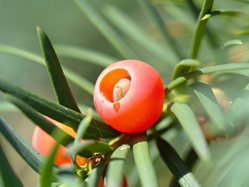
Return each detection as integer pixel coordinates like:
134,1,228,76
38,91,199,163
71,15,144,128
1,0,249,187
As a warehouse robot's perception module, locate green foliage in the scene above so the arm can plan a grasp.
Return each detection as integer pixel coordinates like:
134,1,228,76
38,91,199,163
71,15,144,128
0,145,24,187
173,59,200,80
201,9,240,20
1,0,249,186
37,26,81,113
74,0,137,59
133,132,159,187
106,144,130,187
171,101,210,163
157,137,201,187
0,45,96,95
191,82,227,133
0,116,59,178
0,78,119,139
221,39,243,48
87,162,105,187
190,0,214,59
137,0,185,60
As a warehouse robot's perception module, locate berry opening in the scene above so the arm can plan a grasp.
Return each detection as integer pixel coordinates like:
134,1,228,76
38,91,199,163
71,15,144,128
99,68,131,103
113,78,131,102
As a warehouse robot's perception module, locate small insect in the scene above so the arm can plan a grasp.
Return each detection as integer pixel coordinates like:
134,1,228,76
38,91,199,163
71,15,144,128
87,153,106,168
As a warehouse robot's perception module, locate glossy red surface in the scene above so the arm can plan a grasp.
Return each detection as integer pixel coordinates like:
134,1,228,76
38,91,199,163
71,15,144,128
94,60,165,133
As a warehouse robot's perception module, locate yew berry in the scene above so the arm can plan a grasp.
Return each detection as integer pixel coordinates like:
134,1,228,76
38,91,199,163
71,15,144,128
32,117,87,166
94,60,165,133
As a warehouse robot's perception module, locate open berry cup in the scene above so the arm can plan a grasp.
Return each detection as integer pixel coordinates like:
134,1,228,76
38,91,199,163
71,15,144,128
94,60,165,133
